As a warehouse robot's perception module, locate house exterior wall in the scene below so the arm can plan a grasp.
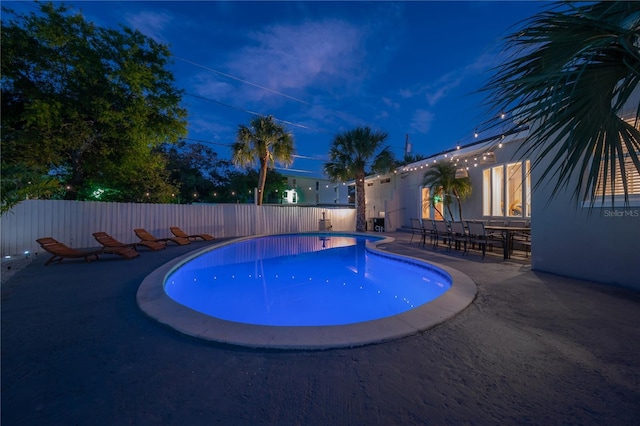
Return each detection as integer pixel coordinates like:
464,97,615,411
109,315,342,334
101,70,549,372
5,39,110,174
283,176,349,205
364,132,532,228
363,127,639,289
464,138,530,222
530,150,640,290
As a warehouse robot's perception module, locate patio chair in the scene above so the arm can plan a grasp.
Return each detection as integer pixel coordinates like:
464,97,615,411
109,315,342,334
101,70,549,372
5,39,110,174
134,228,190,246
409,218,426,245
449,221,468,252
93,231,166,252
466,221,489,259
432,220,450,250
36,237,104,265
170,226,215,242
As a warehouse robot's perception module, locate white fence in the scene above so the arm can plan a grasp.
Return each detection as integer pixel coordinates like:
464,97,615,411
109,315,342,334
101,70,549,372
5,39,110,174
0,200,356,257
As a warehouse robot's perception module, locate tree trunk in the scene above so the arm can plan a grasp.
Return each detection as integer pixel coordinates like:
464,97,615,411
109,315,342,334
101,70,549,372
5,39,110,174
446,198,454,222
453,189,463,221
64,149,83,200
256,158,267,205
355,172,366,232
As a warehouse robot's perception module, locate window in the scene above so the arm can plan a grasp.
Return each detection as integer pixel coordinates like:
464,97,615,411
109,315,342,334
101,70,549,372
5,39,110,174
506,163,522,216
483,161,531,217
525,160,531,217
594,148,640,198
492,166,504,216
482,169,491,216
421,187,431,220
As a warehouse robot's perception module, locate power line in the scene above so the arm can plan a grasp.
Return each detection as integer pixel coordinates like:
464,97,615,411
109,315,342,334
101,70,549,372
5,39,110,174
177,56,313,106
184,92,333,134
178,56,374,128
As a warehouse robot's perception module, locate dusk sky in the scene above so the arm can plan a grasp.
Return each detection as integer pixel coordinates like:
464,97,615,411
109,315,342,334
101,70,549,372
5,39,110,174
7,1,550,177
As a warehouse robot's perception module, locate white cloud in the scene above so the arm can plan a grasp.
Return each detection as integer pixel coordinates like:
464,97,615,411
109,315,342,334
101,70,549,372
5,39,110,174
188,116,234,142
191,73,235,99
400,47,501,107
382,97,400,111
225,19,366,102
424,71,464,106
125,11,172,42
410,109,434,134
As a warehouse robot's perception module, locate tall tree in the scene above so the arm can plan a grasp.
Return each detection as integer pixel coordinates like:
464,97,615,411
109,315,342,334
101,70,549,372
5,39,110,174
0,163,62,215
324,127,396,232
231,115,294,205
1,2,187,202
422,162,472,221
159,142,231,203
481,1,640,206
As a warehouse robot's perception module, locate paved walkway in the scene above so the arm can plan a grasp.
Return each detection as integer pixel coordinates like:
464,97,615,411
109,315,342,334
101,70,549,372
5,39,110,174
2,233,639,425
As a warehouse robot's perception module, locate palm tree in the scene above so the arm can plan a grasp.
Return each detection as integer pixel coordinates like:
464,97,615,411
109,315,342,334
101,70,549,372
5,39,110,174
324,127,396,232
422,162,472,221
481,1,640,206
231,115,294,205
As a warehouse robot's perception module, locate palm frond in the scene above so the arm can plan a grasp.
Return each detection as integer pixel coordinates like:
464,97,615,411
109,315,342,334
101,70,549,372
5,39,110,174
480,1,640,207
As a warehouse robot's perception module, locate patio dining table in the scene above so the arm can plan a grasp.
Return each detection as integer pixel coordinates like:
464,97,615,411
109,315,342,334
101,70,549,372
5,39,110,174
484,225,531,260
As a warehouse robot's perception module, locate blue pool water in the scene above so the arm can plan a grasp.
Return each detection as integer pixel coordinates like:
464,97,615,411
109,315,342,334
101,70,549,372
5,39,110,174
164,234,452,326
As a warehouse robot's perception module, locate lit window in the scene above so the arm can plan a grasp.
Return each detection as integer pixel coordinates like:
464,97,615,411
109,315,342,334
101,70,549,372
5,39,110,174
483,162,531,217
482,169,491,216
421,187,431,220
525,160,531,217
506,163,523,216
492,166,504,216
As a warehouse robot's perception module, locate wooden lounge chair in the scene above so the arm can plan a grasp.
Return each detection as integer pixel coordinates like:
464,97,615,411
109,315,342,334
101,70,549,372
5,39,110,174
133,228,190,246
93,231,166,251
170,226,215,241
36,237,104,265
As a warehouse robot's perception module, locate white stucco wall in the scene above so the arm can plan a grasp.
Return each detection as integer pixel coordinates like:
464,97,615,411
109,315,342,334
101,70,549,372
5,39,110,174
530,156,640,290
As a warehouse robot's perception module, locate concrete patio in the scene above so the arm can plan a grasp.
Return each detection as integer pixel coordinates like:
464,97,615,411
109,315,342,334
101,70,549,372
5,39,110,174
2,232,639,425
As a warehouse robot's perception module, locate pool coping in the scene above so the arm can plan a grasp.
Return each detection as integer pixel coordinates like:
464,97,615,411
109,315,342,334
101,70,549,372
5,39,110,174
136,233,477,350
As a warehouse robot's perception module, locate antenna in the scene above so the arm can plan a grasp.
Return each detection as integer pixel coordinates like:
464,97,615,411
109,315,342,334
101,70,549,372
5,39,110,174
404,134,412,156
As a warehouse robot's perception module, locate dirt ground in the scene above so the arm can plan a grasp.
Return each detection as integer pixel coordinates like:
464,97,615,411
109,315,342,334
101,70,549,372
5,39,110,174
2,234,639,425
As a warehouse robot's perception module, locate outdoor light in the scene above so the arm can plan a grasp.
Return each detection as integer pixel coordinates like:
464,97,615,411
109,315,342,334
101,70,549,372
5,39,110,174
500,111,506,119
456,143,460,150
474,129,479,138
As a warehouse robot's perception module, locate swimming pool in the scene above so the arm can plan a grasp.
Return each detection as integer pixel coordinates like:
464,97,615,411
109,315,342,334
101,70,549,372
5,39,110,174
137,233,477,349
164,234,451,326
